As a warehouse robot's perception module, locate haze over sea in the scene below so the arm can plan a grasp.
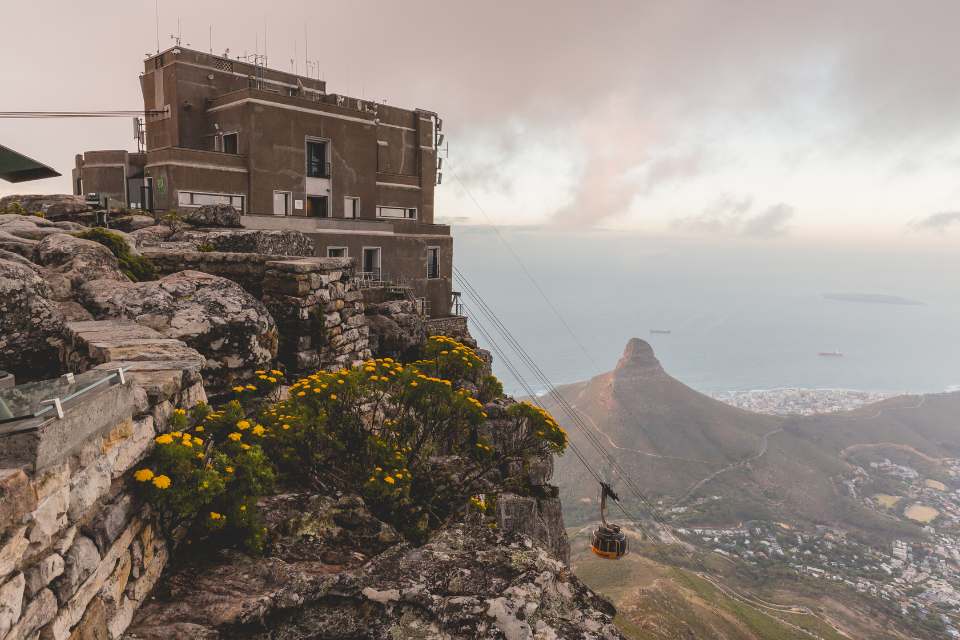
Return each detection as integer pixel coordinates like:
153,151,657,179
454,226,960,396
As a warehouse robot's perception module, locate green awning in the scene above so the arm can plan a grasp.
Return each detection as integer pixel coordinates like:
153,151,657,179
0,144,61,183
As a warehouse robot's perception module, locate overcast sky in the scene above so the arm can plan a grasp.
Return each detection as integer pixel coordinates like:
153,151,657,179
3,0,960,244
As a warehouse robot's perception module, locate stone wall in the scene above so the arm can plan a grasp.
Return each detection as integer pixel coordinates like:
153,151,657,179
143,250,286,298
425,315,470,342
144,251,371,373
0,321,206,640
262,258,371,371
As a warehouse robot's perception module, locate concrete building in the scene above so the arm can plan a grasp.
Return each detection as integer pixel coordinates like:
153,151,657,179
74,46,454,317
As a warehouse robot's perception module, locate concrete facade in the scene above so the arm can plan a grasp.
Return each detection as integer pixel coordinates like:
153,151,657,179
74,46,456,318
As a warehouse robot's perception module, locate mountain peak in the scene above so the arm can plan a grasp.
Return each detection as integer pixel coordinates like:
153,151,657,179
615,338,663,376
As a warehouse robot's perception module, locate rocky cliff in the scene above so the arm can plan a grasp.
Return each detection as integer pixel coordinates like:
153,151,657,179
0,203,622,640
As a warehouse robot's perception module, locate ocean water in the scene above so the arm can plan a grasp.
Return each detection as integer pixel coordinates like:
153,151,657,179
452,226,960,396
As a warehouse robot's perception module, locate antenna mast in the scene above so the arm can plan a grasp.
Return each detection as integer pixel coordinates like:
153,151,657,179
154,0,160,53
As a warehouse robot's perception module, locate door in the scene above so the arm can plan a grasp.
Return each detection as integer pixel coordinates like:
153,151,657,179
344,196,359,219
307,196,328,218
273,191,290,216
362,247,381,280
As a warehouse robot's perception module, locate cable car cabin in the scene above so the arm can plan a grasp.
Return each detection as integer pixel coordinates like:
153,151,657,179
591,482,628,559
592,524,628,559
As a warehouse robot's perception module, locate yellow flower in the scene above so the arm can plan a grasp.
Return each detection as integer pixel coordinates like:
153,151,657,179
232,385,246,393
236,420,251,430
180,438,193,447
337,379,344,385
410,381,418,388
209,511,223,520
240,505,247,511
226,466,234,473
152,475,172,489
174,408,186,416
297,391,306,397
195,426,204,433
329,394,338,401
228,432,242,441
196,453,204,459
384,476,395,484
245,384,257,391
271,369,282,376
155,434,174,445
282,424,290,430
252,425,266,437
241,443,251,450
133,469,154,482
255,370,266,375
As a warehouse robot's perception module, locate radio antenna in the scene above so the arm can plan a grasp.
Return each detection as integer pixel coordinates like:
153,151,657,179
154,0,160,53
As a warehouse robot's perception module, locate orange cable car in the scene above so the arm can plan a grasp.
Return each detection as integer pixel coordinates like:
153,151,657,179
591,482,628,559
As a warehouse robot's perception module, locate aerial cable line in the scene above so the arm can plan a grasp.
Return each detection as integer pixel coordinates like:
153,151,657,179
463,300,659,542
461,301,606,489
0,110,165,119
458,280,661,536
455,266,678,541
450,172,824,633
446,161,598,370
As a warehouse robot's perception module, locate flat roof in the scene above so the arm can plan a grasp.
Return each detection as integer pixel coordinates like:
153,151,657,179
0,144,60,183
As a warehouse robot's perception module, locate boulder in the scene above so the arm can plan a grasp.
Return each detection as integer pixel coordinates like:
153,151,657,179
0,218,66,241
173,229,314,256
128,225,173,248
0,229,39,259
0,258,66,381
0,194,92,220
182,204,241,228
78,271,278,391
111,215,156,232
365,299,426,360
33,233,128,295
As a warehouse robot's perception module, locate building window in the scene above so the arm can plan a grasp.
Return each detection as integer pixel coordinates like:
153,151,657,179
177,190,244,211
327,246,348,258
376,206,416,220
427,247,440,279
222,132,238,154
306,140,329,178
307,196,328,218
362,247,382,280
344,196,359,219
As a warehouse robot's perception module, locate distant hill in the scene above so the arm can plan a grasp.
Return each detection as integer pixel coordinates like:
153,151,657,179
545,338,960,539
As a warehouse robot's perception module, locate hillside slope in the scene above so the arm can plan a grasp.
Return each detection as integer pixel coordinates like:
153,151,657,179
547,338,959,538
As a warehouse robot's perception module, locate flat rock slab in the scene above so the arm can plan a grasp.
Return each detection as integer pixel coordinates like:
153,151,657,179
86,339,202,364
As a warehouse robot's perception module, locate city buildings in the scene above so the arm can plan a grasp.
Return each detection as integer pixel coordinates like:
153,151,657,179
73,46,454,317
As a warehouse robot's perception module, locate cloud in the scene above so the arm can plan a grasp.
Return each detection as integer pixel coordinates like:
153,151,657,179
742,204,796,237
909,211,960,232
671,197,795,238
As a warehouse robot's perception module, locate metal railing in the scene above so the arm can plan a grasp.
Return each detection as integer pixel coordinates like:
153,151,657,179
0,368,128,432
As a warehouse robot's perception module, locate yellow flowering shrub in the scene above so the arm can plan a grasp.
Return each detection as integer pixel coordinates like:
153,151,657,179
134,402,275,550
133,336,565,550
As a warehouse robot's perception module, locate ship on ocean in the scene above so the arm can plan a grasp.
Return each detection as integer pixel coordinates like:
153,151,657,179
818,349,844,357
650,329,672,335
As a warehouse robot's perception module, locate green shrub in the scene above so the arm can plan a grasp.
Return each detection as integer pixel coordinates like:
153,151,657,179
133,336,565,551
1,201,27,216
76,227,156,282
